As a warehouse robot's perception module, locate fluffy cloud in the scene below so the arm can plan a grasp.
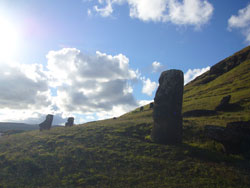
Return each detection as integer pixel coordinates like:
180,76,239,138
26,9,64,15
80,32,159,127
47,48,139,118
92,0,214,27
0,48,159,124
167,0,213,27
0,62,51,109
152,61,164,73
141,77,158,96
0,62,68,124
184,66,210,85
228,4,250,43
128,0,168,22
93,0,125,17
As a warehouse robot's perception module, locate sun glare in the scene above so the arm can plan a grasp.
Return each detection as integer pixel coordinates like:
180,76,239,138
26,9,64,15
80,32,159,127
0,16,20,61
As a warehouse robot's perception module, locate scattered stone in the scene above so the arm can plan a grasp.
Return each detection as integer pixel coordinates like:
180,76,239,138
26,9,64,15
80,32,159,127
204,121,250,154
215,95,231,111
65,117,74,127
151,69,184,144
140,106,144,112
183,109,217,117
149,102,154,109
39,114,53,131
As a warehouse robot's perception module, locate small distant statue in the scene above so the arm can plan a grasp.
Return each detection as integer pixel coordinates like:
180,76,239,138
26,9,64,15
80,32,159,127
140,106,144,112
65,117,74,127
39,114,53,131
149,102,154,109
215,95,231,111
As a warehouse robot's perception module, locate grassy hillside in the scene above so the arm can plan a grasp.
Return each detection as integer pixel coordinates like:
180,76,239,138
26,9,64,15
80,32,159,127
0,46,250,188
0,122,38,133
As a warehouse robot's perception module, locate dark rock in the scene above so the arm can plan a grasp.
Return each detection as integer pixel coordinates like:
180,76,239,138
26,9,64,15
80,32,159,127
151,69,184,144
39,114,53,131
65,117,74,127
204,125,225,143
140,106,144,112
204,121,250,154
215,95,231,111
149,102,154,109
183,109,217,117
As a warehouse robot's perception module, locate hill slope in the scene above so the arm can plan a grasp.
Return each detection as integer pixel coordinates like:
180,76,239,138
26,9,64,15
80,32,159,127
0,122,38,132
0,46,250,188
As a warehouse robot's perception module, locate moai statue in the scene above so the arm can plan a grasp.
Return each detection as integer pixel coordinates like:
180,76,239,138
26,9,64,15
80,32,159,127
215,95,231,111
140,106,144,112
65,117,74,127
151,70,184,144
39,114,53,131
149,102,154,109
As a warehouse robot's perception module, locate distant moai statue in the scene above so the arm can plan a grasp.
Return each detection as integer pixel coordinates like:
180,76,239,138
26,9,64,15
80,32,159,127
149,102,154,109
39,114,53,131
151,70,184,144
65,117,74,127
215,95,231,111
140,106,144,112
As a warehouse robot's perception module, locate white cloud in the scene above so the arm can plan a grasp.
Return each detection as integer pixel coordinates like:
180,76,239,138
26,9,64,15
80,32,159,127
141,77,158,96
228,4,250,43
46,48,139,119
92,0,214,27
138,99,153,106
0,48,159,124
167,0,213,28
94,0,113,17
184,66,210,85
0,62,51,110
93,0,125,17
128,0,168,22
152,61,164,73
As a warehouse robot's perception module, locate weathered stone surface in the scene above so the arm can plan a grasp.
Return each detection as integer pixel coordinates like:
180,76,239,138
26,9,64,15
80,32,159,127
204,121,250,154
151,69,184,144
215,95,231,111
149,102,154,109
39,114,53,131
183,109,217,117
65,117,74,127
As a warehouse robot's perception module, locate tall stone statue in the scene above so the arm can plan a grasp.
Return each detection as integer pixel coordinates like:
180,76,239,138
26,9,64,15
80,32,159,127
65,117,74,127
151,69,184,144
39,114,53,131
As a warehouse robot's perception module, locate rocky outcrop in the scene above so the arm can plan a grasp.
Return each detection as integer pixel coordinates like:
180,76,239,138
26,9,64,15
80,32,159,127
210,47,250,77
204,121,250,154
189,46,250,85
65,117,74,127
151,69,184,144
39,114,53,131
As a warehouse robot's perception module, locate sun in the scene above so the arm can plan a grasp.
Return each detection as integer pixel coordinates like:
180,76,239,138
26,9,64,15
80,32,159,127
0,16,20,61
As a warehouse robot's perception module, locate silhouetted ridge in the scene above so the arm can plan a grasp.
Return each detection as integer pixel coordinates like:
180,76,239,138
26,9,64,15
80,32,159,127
189,46,250,86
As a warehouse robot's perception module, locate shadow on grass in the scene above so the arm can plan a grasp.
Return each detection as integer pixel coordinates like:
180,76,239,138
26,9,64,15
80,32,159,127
179,143,250,170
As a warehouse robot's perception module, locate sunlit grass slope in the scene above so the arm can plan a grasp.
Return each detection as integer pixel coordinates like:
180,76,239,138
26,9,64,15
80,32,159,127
0,46,250,188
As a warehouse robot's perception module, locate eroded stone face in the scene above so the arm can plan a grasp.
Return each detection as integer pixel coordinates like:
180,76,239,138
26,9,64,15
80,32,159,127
65,117,74,127
151,70,184,144
39,114,53,131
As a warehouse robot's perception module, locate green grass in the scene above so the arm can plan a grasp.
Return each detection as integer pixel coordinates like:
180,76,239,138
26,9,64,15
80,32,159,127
0,47,250,187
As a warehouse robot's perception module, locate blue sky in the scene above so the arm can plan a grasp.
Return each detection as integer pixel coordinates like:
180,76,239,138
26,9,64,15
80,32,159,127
0,0,249,124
